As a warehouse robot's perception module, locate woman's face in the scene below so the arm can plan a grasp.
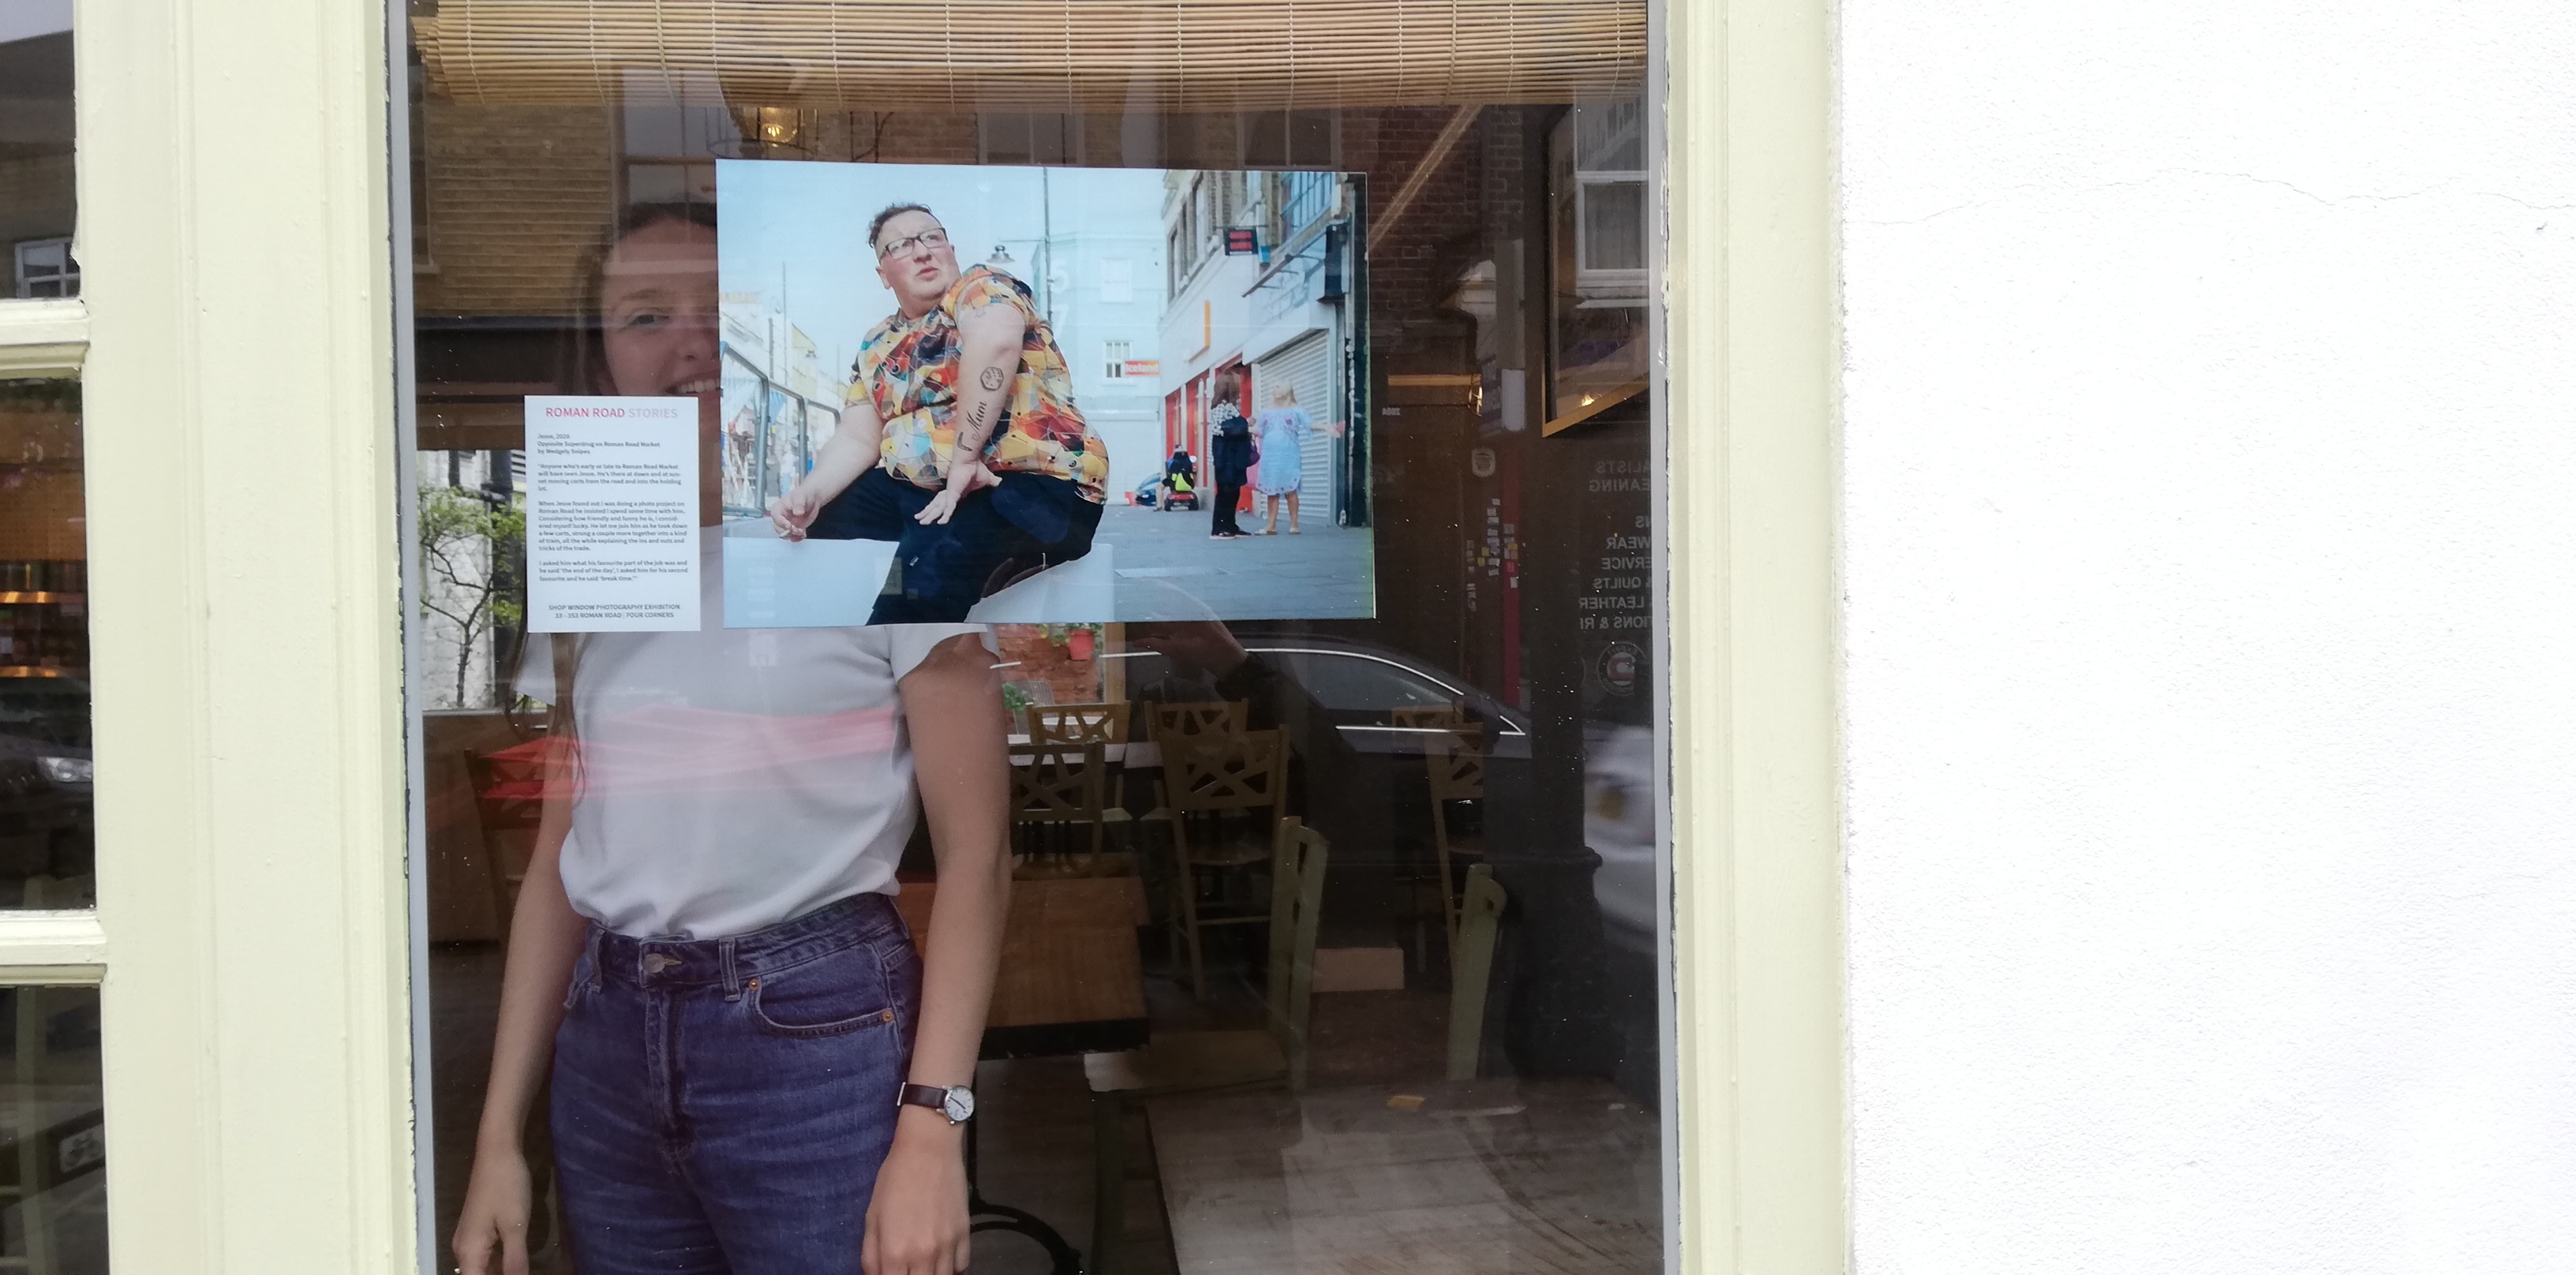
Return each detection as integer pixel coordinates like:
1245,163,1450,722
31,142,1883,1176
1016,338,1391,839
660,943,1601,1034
598,218,720,405
873,208,961,314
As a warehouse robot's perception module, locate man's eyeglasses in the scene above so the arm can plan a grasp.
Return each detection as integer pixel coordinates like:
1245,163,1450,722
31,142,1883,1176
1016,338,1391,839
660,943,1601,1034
877,227,949,260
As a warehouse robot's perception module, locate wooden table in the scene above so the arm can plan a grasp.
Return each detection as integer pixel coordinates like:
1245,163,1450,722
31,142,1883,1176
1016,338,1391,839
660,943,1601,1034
893,874,1151,1060
1144,1077,1662,1274
896,874,1152,1275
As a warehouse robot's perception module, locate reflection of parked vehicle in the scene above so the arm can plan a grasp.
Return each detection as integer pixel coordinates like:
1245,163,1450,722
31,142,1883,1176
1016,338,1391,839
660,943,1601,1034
1243,638,1532,760
1123,635,1531,759
0,678,93,888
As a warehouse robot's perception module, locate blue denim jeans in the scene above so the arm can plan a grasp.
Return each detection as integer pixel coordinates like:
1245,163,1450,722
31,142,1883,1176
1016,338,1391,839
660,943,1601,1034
551,892,921,1274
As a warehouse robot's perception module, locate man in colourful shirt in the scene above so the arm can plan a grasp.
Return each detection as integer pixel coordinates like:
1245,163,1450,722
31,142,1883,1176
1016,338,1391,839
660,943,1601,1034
769,203,1110,623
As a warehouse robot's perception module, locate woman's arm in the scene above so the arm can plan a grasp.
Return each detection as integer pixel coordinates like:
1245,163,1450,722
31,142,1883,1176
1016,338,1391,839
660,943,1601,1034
453,741,589,1275
772,396,891,539
867,633,1012,1275
915,301,1029,526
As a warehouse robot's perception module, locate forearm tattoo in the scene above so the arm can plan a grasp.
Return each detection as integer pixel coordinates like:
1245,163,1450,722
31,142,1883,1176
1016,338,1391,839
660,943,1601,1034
979,365,1006,391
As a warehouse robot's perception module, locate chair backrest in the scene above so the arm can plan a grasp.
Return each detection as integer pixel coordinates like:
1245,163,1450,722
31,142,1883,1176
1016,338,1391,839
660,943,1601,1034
1007,741,1106,825
1425,726,1485,802
1165,727,1287,816
1147,699,1247,745
1030,701,1131,748
1266,817,1330,1089
1445,864,1507,1082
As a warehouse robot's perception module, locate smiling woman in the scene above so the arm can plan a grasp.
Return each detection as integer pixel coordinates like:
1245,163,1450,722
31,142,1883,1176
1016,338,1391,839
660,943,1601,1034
446,198,1013,1275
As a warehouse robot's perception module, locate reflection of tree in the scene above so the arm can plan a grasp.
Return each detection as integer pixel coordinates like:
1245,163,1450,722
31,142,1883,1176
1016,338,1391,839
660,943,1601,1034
417,485,526,707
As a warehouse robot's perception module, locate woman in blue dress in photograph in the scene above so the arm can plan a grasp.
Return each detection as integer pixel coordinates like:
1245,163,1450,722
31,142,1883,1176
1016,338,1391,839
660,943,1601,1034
1252,384,1312,535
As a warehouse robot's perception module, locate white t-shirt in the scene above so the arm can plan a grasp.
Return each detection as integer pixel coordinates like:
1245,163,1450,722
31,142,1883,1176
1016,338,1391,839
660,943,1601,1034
519,528,989,939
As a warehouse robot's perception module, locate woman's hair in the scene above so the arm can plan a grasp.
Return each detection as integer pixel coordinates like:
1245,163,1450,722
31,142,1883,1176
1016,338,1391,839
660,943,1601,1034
533,200,721,760
1273,383,1298,406
868,201,937,254
1215,372,1242,406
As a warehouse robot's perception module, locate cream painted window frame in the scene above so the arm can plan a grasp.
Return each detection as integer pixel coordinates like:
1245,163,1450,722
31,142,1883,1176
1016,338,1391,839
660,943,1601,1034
17,0,1840,1266
68,0,417,1268
1662,0,1847,1270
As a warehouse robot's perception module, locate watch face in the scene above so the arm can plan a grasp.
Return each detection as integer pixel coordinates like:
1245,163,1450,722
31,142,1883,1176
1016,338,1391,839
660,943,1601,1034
942,1088,975,1123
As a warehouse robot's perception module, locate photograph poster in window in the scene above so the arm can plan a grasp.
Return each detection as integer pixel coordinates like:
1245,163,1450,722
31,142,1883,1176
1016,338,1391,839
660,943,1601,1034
711,159,1372,627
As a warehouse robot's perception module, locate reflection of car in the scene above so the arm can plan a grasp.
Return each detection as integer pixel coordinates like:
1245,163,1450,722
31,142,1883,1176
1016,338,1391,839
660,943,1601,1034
1584,723,1657,948
1121,636,1532,759
0,678,93,884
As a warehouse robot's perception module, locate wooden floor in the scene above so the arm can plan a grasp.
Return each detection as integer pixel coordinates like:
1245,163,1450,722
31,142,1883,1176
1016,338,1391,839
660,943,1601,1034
1148,1077,1661,1274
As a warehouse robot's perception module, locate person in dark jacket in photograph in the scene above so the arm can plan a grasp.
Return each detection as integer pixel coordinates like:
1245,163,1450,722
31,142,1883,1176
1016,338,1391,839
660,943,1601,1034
1206,377,1255,539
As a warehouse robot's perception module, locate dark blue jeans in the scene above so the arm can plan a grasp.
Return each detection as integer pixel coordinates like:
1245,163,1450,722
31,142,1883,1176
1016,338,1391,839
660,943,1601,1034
551,892,921,1274
807,467,1103,624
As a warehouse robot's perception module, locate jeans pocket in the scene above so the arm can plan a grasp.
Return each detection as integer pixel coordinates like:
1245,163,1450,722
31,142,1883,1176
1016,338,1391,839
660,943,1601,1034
744,942,897,1039
561,947,593,1011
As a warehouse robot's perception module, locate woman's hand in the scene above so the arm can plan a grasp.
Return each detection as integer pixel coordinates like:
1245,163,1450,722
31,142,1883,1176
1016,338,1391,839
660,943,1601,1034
863,1111,972,1275
452,1145,534,1275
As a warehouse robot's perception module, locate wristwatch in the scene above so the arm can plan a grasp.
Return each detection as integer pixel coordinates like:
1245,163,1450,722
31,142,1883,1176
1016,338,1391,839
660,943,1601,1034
897,1082,975,1125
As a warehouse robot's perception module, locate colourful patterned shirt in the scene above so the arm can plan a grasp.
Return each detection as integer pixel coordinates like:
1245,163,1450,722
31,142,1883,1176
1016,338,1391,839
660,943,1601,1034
847,266,1109,503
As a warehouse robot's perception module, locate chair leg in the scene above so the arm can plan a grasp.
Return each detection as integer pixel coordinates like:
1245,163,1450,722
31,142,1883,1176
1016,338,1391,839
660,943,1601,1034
1090,1090,1126,1275
1169,821,1207,1000
1433,810,1461,954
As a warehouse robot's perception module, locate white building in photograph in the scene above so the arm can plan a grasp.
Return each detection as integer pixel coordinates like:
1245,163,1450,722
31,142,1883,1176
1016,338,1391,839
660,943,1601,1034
1159,168,1356,524
992,207,1164,504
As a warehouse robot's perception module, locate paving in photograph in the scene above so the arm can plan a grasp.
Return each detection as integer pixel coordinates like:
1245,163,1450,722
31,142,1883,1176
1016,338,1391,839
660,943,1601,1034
1097,503,1374,622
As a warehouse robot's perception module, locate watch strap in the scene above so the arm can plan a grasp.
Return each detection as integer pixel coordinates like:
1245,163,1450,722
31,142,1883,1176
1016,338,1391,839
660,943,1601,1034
898,1082,968,1122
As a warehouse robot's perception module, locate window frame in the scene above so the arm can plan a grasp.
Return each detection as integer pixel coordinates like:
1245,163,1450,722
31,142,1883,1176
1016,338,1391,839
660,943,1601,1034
0,0,1852,1269
51,0,417,1266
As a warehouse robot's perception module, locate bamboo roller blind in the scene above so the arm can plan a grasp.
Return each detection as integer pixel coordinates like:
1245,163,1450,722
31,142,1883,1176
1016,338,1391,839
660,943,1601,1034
415,1,1646,111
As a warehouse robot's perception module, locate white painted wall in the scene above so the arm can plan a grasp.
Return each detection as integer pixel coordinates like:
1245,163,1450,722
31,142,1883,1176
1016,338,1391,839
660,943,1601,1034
1840,2,2576,1269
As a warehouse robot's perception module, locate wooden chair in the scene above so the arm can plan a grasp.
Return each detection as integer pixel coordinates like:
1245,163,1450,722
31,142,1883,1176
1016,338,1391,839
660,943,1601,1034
1137,698,1249,826
1084,817,1328,1273
462,747,547,941
1007,740,1127,877
1144,698,1246,746
1028,701,1132,749
1446,864,1507,1081
1425,725,1487,946
1160,727,1290,999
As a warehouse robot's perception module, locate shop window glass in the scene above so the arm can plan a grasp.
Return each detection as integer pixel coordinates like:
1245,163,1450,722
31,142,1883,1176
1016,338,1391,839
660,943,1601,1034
405,5,1664,1271
1,6,76,301
0,381,89,911
0,985,103,1273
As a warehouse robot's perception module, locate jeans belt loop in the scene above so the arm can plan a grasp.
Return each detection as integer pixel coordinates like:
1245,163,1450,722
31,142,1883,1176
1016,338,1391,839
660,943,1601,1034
720,938,742,1000
583,925,605,991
